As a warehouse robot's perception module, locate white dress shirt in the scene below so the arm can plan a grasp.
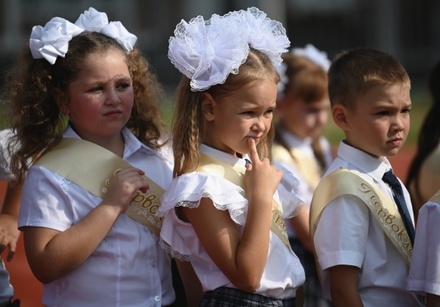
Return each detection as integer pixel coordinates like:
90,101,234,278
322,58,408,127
314,141,423,307
19,126,175,307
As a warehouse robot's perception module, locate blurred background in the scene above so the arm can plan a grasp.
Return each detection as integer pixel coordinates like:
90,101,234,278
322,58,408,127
0,0,439,109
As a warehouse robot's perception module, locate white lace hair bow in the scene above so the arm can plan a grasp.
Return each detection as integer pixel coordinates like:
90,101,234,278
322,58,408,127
29,7,137,65
168,7,290,92
238,7,290,67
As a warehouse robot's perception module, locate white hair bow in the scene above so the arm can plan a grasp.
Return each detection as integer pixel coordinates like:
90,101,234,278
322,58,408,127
29,17,84,65
168,14,249,92
75,7,137,52
239,7,290,66
29,7,137,65
291,44,331,71
168,7,290,92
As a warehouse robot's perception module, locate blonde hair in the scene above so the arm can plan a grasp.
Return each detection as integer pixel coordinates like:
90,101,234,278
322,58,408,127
172,48,279,177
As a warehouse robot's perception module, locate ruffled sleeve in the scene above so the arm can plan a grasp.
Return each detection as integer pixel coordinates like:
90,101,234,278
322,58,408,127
159,172,249,260
159,172,248,221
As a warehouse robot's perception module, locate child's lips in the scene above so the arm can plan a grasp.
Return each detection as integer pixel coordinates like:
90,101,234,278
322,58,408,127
388,137,403,146
248,136,261,143
104,110,122,116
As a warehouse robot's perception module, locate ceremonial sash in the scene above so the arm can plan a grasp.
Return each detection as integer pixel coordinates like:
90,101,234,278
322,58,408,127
310,169,413,265
430,190,440,205
196,153,292,253
272,144,321,190
34,138,164,236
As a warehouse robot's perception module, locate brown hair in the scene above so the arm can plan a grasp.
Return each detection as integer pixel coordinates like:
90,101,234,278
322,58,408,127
172,48,279,177
275,53,329,171
279,54,328,103
7,31,166,183
328,48,410,109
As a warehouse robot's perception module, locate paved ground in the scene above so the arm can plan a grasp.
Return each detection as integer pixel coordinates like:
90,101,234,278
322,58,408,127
0,146,416,307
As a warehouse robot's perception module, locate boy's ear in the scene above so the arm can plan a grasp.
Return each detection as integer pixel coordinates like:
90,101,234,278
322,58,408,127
53,89,69,115
332,104,349,131
201,93,215,121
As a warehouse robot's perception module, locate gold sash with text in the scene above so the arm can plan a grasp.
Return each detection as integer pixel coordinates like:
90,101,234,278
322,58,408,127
310,169,413,265
196,153,292,253
34,138,164,236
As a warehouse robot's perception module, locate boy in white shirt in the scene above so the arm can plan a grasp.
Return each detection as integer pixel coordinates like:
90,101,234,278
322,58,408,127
310,48,424,307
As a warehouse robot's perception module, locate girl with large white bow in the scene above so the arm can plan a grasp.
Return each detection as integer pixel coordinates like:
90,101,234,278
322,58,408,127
159,7,305,306
7,7,176,307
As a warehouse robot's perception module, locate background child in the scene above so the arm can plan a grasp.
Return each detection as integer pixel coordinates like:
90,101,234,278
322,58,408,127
407,189,440,306
310,48,423,306
273,44,332,307
406,61,440,221
0,129,21,307
159,7,305,306
6,8,176,306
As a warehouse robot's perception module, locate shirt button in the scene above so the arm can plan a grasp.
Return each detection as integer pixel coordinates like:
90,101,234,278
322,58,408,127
154,296,160,302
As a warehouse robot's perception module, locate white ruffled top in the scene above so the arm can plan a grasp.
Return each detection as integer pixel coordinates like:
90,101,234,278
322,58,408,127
159,145,305,299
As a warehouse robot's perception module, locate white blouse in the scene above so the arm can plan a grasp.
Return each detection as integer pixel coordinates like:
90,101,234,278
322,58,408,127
19,127,175,307
159,144,305,299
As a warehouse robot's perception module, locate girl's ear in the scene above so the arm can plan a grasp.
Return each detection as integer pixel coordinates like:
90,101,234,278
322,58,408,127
201,92,216,121
53,89,69,115
332,104,349,132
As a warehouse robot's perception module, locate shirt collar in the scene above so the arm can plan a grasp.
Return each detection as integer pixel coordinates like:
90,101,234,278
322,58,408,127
63,125,151,159
200,144,248,169
279,129,313,150
337,140,392,182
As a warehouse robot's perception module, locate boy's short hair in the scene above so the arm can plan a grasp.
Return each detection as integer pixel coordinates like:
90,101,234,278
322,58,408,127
328,48,410,108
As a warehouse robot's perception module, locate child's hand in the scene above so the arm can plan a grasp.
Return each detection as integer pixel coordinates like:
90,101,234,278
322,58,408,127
102,167,149,213
244,138,283,201
0,214,19,261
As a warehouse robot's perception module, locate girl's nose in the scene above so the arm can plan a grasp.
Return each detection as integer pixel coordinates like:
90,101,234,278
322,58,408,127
105,88,121,105
251,117,266,132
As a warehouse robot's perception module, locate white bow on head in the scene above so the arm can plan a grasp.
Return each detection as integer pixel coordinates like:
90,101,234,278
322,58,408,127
239,7,290,66
75,7,137,52
291,44,331,71
29,17,83,65
168,7,291,92
168,14,249,92
29,7,137,65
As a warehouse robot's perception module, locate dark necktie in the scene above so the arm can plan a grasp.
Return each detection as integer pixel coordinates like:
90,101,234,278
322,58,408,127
382,170,415,244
